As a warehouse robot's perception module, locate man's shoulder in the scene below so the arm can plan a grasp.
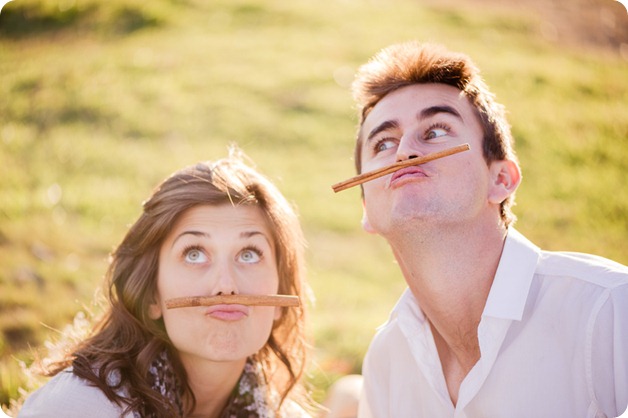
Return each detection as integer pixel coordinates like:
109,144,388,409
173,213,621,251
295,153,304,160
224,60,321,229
366,290,419,356
536,250,628,290
370,312,403,346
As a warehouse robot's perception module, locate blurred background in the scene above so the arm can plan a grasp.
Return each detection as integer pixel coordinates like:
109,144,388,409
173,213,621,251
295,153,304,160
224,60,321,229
1,0,627,412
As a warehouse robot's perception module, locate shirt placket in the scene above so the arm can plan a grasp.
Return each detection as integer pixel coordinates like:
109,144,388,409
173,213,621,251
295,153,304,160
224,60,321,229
454,316,513,417
403,314,456,414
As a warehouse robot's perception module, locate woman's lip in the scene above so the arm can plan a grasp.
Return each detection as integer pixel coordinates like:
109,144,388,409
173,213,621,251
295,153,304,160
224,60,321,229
205,304,249,321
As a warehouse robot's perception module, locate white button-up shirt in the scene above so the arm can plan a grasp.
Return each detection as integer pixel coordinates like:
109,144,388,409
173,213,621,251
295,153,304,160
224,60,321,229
358,228,628,418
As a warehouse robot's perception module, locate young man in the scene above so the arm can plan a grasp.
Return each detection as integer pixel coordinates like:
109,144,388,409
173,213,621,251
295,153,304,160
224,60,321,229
351,41,628,418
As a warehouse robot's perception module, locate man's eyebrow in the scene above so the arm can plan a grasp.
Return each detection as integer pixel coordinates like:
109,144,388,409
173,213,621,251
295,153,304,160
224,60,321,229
419,105,461,120
367,120,400,141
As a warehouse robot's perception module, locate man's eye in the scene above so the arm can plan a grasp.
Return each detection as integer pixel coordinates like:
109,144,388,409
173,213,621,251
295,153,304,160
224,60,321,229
184,248,208,264
425,124,450,140
374,138,396,153
239,248,262,264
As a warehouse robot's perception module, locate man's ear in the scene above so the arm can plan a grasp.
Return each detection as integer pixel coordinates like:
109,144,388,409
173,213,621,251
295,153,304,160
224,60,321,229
361,200,377,234
488,159,521,205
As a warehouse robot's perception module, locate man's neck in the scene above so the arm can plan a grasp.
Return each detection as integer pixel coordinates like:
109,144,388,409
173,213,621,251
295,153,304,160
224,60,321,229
387,219,508,404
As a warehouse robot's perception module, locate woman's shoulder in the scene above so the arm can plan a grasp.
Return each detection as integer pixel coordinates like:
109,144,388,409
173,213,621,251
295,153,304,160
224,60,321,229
17,369,131,418
279,399,314,418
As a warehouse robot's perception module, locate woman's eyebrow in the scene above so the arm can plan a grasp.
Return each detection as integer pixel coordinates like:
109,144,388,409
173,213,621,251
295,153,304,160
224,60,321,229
171,231,210,248
240,230,265,239
240,230,273,247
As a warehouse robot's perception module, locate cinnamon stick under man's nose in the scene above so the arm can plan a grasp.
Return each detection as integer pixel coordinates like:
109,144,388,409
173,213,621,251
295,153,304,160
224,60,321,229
331,143,470,193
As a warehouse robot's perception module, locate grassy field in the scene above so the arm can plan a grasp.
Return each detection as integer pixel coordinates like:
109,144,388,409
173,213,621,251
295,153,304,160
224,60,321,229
1,0,627,412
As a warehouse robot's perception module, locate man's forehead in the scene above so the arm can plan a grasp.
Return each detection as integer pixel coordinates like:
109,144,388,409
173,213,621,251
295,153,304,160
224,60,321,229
362,85,472,131
368,83,464,117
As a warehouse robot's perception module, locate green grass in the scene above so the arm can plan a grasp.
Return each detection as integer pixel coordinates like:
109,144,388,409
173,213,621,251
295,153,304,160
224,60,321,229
1,0,627,412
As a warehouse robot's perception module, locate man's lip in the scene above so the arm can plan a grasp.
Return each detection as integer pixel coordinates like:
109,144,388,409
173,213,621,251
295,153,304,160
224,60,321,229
205,304,249,321
389,166,428,186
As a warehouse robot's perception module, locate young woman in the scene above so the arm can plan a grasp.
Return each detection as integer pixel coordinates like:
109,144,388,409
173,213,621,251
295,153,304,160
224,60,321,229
18,150,312,418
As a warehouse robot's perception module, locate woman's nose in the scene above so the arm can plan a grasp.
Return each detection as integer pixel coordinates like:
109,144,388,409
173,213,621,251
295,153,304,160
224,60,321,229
210,262,239,296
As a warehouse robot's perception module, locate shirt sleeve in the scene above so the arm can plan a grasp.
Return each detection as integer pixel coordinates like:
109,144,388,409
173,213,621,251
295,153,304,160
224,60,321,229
590,282,628,418
17,370,128,418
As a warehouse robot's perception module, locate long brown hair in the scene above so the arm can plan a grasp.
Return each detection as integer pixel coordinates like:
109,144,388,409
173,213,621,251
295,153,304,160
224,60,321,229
352,41,519,226
45,149,310,416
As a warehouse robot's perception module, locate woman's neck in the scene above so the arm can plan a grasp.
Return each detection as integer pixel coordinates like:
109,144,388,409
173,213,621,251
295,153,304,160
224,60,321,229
182,357,247,418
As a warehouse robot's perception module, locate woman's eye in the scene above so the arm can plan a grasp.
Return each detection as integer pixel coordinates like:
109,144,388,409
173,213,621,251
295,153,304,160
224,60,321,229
238,248,262,264
374,138,396,153
184,248,208,264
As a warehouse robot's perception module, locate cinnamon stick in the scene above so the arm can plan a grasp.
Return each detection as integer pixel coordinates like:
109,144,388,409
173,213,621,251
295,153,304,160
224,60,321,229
165,294,300,309
331,143,470,193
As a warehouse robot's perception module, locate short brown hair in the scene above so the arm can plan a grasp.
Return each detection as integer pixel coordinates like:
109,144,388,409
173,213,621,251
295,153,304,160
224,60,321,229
352,41,519,226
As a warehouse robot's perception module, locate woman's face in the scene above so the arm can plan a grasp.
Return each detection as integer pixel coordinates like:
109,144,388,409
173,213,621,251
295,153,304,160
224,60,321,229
149,204,280,368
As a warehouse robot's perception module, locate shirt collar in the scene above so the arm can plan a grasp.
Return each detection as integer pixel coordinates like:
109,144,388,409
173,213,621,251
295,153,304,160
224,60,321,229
387,288,426,331
482,228,541,321
391,228,541,324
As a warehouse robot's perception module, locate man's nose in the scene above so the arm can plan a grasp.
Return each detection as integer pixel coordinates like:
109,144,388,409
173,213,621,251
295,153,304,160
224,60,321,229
396,133,423,162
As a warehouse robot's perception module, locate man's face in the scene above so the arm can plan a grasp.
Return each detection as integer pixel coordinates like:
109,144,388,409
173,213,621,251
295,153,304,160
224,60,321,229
358,83,498,236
